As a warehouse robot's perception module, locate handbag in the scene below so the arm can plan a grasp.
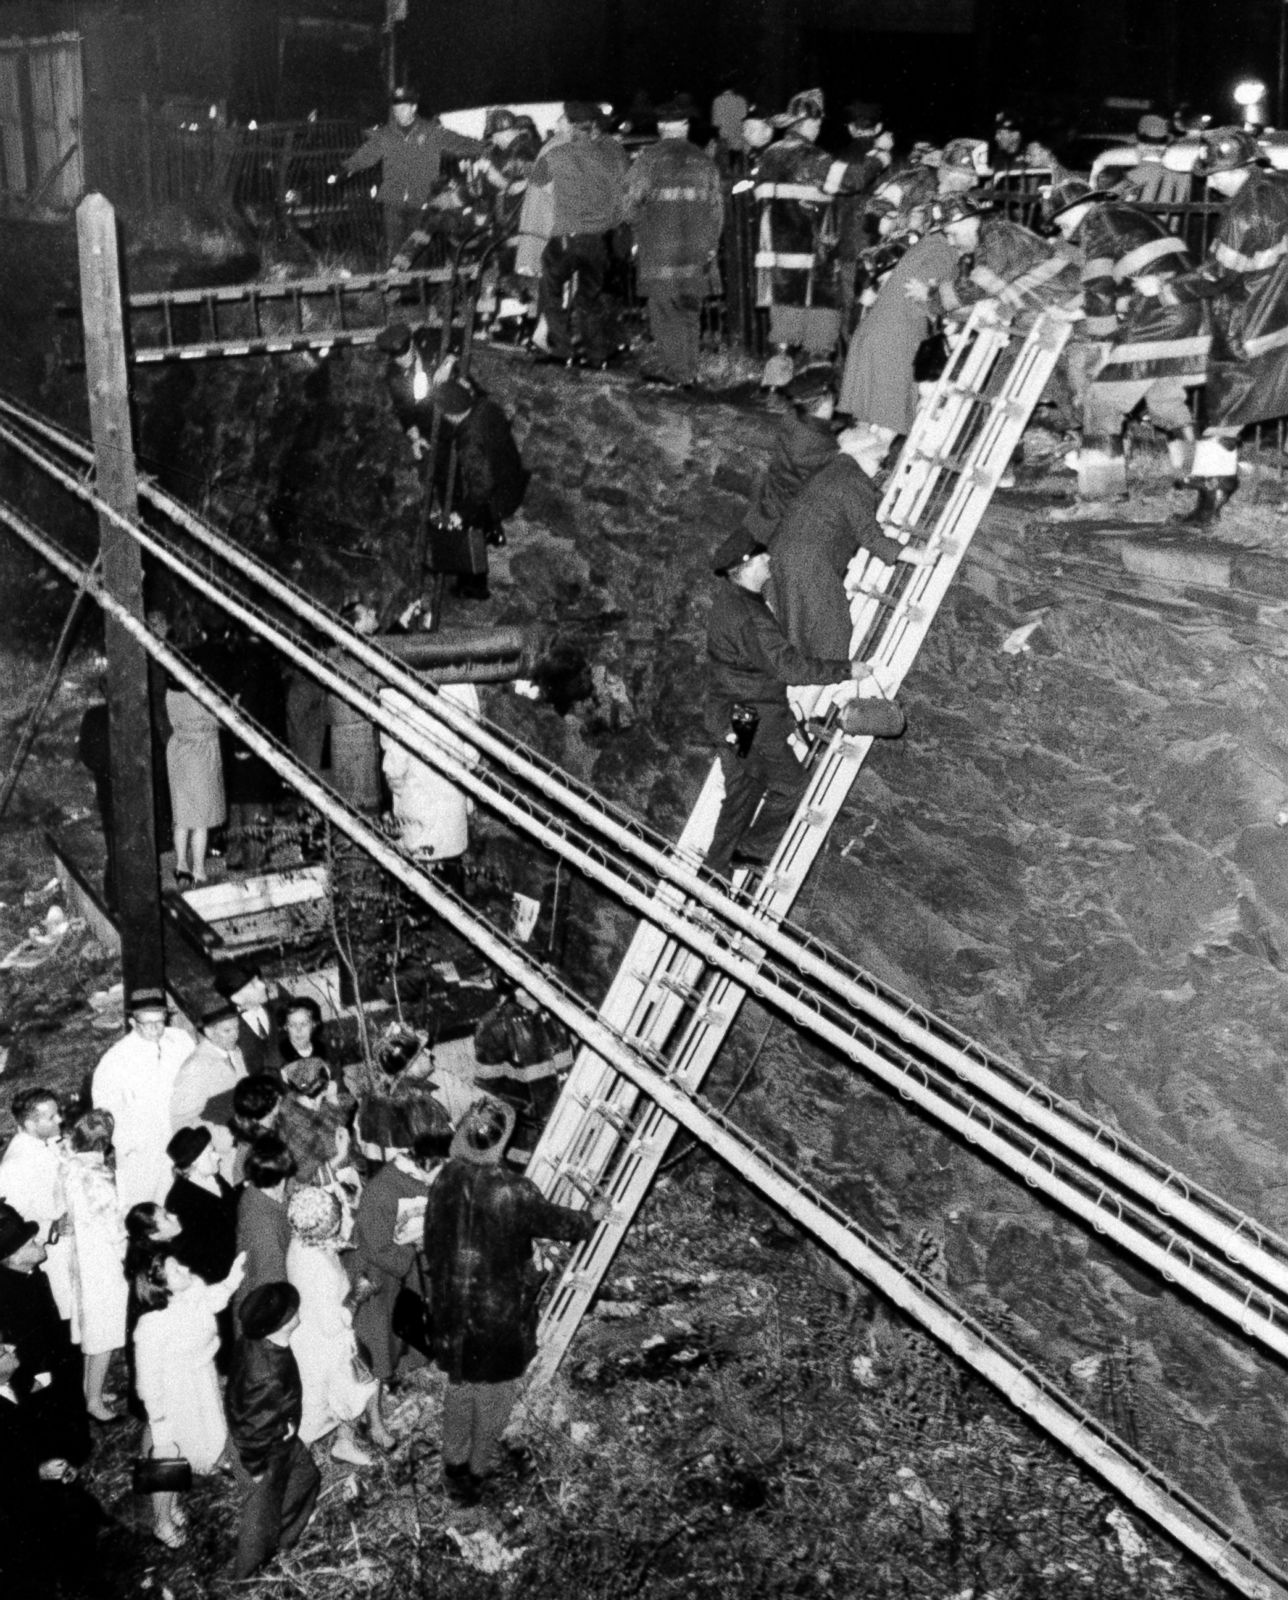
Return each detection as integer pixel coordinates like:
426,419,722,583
428,520,488,576
913,326,950,384
392,1280,436,1358
132,1447,193,1495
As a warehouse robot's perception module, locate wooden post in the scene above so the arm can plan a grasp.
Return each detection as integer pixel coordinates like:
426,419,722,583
77,193,165,996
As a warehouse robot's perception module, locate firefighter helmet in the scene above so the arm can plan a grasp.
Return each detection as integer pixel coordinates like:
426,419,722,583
940,137,989,175
1044,176,1098,222
929,193,983,229
774,87,825,129
1193,126,1259,176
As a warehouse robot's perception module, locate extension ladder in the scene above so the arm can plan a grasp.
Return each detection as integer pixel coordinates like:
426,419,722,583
110,265,478,364
524,304,1072,1389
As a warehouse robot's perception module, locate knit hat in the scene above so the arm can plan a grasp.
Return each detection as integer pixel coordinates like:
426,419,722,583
1137,113,1170,142
287,1185,343,1244
167,1125,212,1171
238,1282,300,1340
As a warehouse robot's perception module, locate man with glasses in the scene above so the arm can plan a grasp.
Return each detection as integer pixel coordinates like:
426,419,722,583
91,989,194,1209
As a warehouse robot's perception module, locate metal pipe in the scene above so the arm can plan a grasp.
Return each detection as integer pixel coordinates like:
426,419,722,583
5,396,1288,1316
3,495,1284,1600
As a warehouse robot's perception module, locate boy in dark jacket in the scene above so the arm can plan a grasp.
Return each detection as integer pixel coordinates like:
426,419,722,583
226,1282,319,1580
423,1102,605,1503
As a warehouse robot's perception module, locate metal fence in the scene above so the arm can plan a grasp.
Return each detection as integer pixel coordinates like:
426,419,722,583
84,100,386,259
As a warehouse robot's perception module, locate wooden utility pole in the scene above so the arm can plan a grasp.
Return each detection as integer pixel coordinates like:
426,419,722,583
76,193,165,997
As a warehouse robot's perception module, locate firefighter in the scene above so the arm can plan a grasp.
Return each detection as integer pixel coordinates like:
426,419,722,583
1045,176,1209,516
625,99,725,388
1134,128,1288,524
936,138,989,196
753,89,866,385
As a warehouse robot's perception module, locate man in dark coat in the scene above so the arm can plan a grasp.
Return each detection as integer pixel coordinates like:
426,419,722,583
226,1282,320,1580
740,371,839,547
529,102,631,366
768,429,929,662
423,1102,603,1503
1137,127,1288,523
0,1321,105,1600
625,99,724,386
232,1137,296,1320
0,1203,90,1467
833,102,891,341
343,85,482,261
705,538,896,877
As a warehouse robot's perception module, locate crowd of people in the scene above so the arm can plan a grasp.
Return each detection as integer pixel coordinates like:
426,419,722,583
343,78,1288,542
0,984,602,1590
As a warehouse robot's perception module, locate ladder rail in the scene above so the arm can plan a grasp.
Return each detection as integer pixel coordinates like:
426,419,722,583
9,387,1288,1311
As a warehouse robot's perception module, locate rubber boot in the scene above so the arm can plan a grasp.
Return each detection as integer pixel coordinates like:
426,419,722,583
1180,477,1238,526
1180,438,1239,526
1075,436,1128,502
1166,426,1196,486
1049,437,1127,521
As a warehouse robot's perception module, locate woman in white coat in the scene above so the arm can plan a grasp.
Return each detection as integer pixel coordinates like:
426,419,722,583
379,682,481,861
134,1247,246,1547
286,1186,388,1465
62,1110,129,1421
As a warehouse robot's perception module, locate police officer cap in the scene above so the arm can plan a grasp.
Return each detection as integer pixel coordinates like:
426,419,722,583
711,534,769,576
845,101,882,128
391,84,418,106
238,1281,301,1340
376,322,413,355
655,99,692,124
128,986,168,1015
564,101,600,127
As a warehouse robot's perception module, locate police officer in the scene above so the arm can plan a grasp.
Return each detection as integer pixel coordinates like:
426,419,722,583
343,86,483,263
704,536,903,877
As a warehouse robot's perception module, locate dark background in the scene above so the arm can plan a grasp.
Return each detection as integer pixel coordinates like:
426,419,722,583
4,0,1288,144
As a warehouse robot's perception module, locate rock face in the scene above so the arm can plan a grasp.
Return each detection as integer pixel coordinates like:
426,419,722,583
121,341,1288,1557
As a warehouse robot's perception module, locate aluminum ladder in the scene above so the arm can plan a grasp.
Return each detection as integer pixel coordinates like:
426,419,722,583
90,265,479,364
524,304,1072,1389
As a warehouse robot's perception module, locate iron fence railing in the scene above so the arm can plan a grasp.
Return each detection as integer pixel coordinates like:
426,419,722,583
76,104,1288,478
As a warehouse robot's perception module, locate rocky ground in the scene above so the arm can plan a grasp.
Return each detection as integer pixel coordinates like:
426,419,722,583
3,213,1288,1594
